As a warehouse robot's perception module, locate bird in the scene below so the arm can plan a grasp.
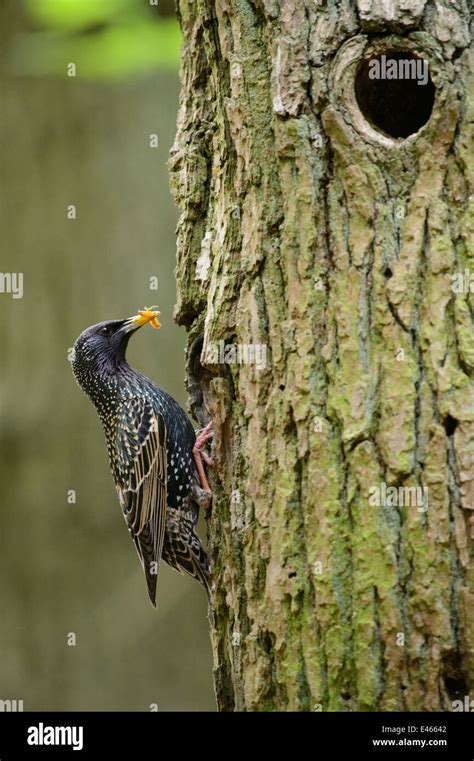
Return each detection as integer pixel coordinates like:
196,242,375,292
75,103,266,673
71,307,213,607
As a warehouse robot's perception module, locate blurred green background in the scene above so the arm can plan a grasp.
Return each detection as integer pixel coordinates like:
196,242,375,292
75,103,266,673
0,0,214,711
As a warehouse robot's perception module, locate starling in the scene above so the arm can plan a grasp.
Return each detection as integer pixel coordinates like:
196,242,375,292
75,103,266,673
71,307,212,607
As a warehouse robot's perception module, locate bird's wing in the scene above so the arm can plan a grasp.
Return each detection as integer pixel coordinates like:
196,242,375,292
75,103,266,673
115,398,167,606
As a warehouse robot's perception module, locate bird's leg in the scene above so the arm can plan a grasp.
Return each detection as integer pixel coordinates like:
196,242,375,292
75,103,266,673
193,420,214,496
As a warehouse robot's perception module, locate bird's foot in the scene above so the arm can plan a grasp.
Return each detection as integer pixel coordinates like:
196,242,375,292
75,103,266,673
193,483,212,510
193,420,214,496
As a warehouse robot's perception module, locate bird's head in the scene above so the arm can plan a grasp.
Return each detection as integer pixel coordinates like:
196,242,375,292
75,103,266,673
72,307,161,381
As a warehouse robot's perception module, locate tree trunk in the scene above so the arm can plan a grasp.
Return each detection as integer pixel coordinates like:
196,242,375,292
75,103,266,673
169,0,474,712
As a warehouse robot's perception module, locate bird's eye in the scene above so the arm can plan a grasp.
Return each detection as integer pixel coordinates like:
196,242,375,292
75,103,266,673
99,326,111,336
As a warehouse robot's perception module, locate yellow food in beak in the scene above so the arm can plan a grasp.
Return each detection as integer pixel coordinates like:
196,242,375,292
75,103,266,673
129,306,161,329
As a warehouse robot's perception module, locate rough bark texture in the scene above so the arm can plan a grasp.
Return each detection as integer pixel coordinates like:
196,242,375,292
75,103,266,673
169,0,474,711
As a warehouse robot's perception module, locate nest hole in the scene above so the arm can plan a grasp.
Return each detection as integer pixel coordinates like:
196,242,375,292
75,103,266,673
354,51,435,139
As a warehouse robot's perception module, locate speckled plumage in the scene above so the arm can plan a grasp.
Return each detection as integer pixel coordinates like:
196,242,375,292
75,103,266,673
71,316,210,606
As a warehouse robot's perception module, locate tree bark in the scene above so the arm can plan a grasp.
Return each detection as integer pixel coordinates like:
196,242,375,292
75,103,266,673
169,0,474,711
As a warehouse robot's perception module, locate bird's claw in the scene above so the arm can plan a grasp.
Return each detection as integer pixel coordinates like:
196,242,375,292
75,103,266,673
195,420,214,445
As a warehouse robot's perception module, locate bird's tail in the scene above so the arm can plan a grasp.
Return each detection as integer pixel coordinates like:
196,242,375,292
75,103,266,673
162,522,211,598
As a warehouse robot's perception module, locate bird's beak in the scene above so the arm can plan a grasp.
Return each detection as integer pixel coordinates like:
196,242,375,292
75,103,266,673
121,307,161,334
